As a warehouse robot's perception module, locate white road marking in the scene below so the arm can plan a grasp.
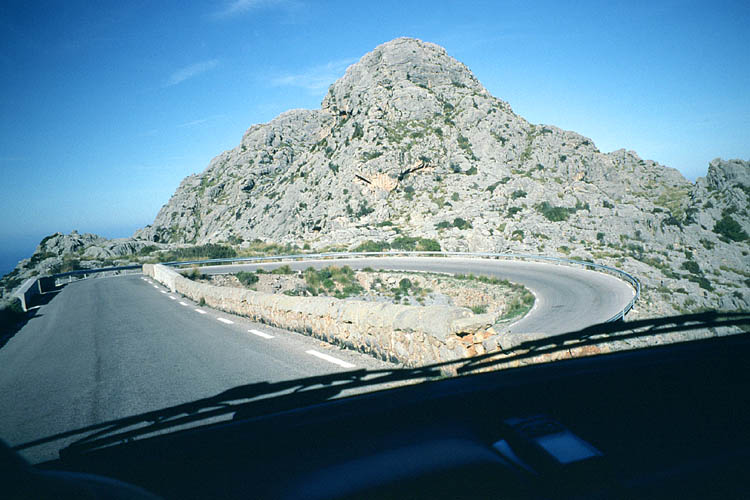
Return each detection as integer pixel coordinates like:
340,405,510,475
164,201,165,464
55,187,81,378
195,309,207,314
169,296,177,300
153,285,159,289
160,290,167,294
217,317,234,324
305,350,355,368
179,301,189,306
248,329,274,339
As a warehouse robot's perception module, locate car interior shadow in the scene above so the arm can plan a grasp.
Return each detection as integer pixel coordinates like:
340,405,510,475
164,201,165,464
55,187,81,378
0,285,65,349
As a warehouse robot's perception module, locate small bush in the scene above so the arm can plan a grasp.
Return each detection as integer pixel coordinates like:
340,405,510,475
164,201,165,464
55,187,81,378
470,304,488,314
511,190,527,200
714,215,748,242
236,271,259,286
271,265,294,275
681,260,701,275
453,218,472,230
537,201,571,222
353,240,391,252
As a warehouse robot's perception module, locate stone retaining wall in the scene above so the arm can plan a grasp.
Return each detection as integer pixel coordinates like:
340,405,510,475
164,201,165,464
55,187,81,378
144,264,502,366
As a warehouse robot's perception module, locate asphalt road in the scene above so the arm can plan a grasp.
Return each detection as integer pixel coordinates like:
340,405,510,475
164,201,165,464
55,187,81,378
198,257,636,335
0,257,634,464
0,274,391,463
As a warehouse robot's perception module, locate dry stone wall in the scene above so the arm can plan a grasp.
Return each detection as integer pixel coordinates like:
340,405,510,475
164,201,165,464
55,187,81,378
144,264,501,367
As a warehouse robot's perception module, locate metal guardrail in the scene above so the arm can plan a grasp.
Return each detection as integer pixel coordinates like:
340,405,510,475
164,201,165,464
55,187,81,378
164,251,641,323
18,252,638,321
13,265,142,311
51,264,142,279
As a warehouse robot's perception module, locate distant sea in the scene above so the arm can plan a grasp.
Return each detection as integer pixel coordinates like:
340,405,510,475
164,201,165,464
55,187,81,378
0,235,40,277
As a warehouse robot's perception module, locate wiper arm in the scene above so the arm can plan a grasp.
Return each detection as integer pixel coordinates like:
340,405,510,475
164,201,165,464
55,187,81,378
14,312,748,459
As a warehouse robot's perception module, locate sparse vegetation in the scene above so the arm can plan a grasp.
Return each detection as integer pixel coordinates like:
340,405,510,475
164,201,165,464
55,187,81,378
714,215,748,242
303,266,364,299
235,271,259,286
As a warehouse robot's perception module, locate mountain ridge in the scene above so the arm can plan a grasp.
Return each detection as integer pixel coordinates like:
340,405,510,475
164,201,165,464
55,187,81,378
2,37,748,322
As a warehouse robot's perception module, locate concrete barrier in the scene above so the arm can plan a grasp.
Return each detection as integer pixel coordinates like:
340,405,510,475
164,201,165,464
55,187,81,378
13,278,41,312
144,264,501,367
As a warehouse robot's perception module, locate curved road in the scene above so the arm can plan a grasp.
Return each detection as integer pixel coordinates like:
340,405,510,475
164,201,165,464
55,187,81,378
0,257,634,463
198,257,635,335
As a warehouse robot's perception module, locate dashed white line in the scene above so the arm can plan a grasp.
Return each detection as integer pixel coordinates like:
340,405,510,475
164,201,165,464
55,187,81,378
179,301,189,306
195,309,207,314
216,317,234,324
305,350,355,368
153,285,159,289
248,329,274,339
169,296,177,300
160,290,167,294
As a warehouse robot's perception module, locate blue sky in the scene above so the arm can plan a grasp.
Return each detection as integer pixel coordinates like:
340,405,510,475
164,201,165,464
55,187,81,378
1,0,748,274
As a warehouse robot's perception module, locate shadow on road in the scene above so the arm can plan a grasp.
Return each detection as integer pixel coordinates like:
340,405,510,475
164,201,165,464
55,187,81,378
0,285,65,349
13,311,748,460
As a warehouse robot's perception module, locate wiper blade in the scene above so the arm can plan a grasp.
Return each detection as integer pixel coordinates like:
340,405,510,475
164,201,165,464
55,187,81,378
14,311,748,459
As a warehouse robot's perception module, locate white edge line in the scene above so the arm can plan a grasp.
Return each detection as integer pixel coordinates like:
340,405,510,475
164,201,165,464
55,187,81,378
248,329,274,339
305,349,355,368
195,309,207,314
179,301,189,306
217,317,233,324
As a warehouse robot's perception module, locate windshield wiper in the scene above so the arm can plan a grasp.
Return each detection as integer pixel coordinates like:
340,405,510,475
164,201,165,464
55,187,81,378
13,311,749,459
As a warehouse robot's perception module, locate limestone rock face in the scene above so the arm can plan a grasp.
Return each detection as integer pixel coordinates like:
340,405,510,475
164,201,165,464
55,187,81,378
2,38,749,320
127,37,748,318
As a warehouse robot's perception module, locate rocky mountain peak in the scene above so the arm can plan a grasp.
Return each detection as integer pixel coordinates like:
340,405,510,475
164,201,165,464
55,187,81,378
322,37,490,120
704,158,749,191
5,37,746,322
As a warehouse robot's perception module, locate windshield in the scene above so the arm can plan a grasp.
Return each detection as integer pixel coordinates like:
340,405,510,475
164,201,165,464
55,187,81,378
1,2,748,465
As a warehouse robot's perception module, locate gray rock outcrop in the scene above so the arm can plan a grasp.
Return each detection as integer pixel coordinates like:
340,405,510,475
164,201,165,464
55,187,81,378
3,37,749,321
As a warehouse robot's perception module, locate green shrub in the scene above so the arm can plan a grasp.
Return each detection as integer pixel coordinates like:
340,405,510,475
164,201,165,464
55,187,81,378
165,244,237,262
511,190,527,200
681,261,701,275
352,122,364,140
714,215,748,242
271,265,294,275
354,200,374,218
470,304,488,314
537,201,572,222
452,218,472,230
236,271,259,286
185,267,206,281
507,207,522,217
399,278,412,292
353,240,391,252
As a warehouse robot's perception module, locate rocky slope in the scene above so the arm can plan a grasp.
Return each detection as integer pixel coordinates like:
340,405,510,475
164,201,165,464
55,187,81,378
2,37,749,320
